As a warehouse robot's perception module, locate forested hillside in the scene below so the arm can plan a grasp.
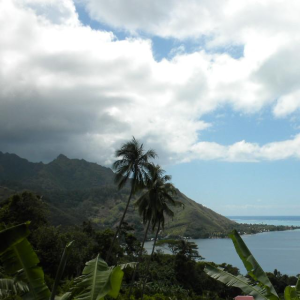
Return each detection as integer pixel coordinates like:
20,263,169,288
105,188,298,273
0,151,235,238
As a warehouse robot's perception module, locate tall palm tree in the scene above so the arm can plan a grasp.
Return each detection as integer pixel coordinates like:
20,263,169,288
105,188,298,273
106,137,157,261
145,165,183,254
136,164,184,299
128,165,164,295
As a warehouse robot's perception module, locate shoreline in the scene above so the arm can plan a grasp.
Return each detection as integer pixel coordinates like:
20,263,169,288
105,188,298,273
159,224,300,241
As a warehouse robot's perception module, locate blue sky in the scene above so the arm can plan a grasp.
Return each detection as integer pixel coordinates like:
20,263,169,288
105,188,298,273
1,0,300,215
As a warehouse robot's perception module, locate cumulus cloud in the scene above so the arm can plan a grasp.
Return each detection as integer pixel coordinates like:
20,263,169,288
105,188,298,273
83,0,300,116
82,0,299,43
188,135,300,162
1,0,300,164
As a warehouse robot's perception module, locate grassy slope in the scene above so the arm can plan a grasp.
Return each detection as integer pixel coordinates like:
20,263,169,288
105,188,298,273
164,192,235,237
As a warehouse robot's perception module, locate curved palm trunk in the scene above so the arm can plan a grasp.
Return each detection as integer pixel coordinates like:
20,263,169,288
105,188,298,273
141,221,161,300
128,219,151,297
106,175,136,262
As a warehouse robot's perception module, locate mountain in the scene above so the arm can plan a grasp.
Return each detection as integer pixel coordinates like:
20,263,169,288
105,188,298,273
0,151,235,238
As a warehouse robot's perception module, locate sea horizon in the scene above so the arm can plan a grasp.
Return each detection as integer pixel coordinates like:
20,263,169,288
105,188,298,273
227,215,300,227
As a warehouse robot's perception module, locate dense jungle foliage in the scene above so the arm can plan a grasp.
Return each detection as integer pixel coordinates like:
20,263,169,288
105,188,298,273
0,191,298,300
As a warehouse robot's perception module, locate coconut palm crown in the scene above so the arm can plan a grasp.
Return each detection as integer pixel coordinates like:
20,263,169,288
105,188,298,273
113,137,157,193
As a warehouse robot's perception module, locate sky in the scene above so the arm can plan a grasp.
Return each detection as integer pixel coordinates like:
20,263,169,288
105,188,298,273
1,0,300,216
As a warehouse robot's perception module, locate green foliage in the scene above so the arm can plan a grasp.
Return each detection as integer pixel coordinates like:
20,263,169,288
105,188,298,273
50,241,74,300
69,255,123,300
124,233,141,258
156,239,203,259
228,230,278,298
205,264,273,300
0,222,30,254
0,192,48,231
112,137,157,192
267,270,297,294
0,223,125,300
107,137,157,260
0,278,29,298
0,223,51,300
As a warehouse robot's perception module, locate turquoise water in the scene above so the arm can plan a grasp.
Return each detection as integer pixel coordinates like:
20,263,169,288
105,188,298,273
145,216,300,275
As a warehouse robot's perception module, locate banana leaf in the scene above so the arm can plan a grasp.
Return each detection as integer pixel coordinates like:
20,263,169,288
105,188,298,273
0,222,30,255
55,292,72,300
0,278,29,298
0,224,51,300
295,274,300,295
71,254,123,300
284,286,299,300
50,241,74,300
229,229,279,299
205,264,273,300
118,262,137,270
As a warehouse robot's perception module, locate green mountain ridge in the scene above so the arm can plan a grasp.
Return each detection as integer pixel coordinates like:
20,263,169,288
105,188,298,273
0,151,236,238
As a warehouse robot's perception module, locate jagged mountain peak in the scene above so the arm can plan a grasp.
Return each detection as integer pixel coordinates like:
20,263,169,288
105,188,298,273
0,151,235,238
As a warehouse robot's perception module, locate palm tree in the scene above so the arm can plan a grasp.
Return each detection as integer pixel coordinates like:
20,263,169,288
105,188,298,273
128,165,165,295
106,137,157,261
146,165,183,255
136,164,183,299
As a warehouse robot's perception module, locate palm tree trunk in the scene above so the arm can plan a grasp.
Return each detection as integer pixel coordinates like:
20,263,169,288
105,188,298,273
141,221,161,300
150,221,160,257
106,176,136,262
128,219,151,297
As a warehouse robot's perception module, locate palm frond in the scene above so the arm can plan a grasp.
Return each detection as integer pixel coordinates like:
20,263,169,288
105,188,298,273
144,149,157,160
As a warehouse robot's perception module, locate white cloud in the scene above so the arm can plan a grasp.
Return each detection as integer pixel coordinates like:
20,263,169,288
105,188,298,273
18,0,79,26
83,0,300,117
274,90,300,117
82,0,300,43
188,135,300,162
1,0,300,164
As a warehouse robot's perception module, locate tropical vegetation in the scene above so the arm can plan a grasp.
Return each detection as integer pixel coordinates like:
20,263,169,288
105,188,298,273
1,138,299,300
0,191,299,300
0,222,124,300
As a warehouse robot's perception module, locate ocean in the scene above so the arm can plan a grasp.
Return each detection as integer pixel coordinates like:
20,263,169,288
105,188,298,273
144,216,300,276
228,215,300,227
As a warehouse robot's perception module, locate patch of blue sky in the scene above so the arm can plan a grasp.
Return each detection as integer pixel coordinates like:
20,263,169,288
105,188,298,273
207,44,244,59
75,3,244,61
199,106,300,145
150,36,206,61
166,158,300,215
136,35,244,61
75,3,127,40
